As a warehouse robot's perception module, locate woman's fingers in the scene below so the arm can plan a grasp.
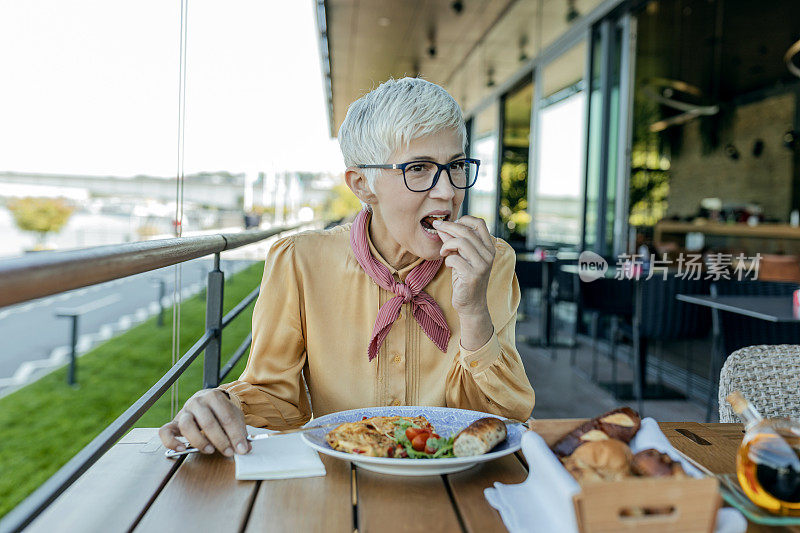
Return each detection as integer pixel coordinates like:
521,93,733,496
434,220,494,263
158,421,185,451
444,253,471,273
452,215,495,251
206,393,251,454
191,403,236,456
177,412,214,454
440,237,485,268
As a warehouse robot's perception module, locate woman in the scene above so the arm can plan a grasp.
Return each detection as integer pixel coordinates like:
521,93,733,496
160,77,535,456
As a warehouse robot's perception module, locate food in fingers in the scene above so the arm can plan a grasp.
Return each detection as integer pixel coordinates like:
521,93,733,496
453,417,507,457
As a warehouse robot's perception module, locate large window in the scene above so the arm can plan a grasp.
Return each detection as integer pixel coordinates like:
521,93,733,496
499,81,533,246
469,104,500,234
532,41,587,247
631,0,800,258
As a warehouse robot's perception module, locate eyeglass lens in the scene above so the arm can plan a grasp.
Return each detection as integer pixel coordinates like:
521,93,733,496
403,161,478,192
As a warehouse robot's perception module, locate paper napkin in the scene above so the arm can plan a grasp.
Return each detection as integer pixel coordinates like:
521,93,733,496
234,425,326,481
484,418,747,533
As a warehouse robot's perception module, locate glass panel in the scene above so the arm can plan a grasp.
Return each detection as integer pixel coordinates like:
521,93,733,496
584,30,604,251
604,25,623,249
469,103,500,234
499,81,533,246
534,41,587,247
631,0,800,251
0,0,181,515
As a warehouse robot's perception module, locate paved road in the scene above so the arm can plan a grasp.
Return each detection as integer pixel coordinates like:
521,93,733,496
0,258,254,392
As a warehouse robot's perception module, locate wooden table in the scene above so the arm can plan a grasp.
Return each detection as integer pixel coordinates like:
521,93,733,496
22,421,799,533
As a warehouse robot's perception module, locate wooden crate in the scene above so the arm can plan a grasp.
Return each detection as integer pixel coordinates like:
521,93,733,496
573,476,720,532
532,419,721,533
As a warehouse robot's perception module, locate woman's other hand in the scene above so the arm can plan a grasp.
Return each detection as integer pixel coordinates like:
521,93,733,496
435,216,496,350
158,389,251,456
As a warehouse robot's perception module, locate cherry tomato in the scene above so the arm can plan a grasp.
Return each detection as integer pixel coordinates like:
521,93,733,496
406,427,424,440
411,432,430,451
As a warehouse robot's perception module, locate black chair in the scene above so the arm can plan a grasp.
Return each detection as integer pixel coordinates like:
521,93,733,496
514,254,544,321
628,275,711,414
705,280,800,420
574,276,634,380
597,275,711,414
549,256,579,353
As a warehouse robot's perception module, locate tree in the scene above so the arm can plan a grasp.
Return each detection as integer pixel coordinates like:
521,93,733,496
323,183,362,221
7,197,75,248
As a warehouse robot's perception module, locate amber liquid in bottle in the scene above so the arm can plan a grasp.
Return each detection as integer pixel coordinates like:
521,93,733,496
728,392,800,516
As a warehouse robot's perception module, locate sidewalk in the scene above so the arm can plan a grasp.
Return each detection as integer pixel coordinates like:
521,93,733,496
515,313,709,422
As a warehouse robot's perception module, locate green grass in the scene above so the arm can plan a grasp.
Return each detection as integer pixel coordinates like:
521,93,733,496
0,261,264,518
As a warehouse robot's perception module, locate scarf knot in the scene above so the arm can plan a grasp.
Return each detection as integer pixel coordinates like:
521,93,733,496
394,282,413,303
349,208,451,361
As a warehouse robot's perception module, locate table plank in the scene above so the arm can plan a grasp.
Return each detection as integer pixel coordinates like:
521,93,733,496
133,453,255,533
25,432,178,533
660,422,739,473
446,454,528,533
245,454,351,533
355,468,462,533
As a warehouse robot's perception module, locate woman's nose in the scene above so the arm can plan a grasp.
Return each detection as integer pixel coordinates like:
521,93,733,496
429,170,456,199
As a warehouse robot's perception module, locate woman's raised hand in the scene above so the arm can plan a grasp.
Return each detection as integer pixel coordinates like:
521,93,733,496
432,215,496,317
158,389,251,456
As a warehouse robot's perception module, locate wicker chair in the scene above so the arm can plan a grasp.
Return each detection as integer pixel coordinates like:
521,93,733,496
717,345,800,422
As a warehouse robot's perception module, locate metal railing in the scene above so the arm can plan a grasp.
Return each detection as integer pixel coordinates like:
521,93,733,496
0,222,316,533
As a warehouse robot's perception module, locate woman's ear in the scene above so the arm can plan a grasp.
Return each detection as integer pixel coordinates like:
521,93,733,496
345,167,378,205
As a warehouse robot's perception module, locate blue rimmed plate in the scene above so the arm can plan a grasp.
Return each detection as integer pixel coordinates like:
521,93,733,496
301,405,525,476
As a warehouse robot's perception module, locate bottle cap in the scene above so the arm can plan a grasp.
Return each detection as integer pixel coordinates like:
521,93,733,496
726,390,747,415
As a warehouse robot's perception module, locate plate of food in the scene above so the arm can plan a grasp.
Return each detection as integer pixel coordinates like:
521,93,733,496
300,405,527,476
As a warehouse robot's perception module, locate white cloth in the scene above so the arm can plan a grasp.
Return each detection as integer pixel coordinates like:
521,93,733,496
234,425,326,480
484,417,746,533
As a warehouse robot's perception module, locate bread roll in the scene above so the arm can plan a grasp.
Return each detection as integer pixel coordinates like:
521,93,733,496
561,439,633,484
631,449,687,478
453,417,507,457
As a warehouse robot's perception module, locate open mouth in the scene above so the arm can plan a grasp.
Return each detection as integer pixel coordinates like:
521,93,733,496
420,213,450,235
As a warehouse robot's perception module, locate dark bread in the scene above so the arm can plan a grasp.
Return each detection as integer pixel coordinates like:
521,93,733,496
596,407,641,443
551,407,641,457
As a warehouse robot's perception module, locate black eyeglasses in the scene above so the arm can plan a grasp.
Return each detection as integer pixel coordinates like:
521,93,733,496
356,158,480,192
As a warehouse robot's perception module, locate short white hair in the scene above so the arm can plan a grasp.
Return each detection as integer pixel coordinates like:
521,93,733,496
338,77,467,197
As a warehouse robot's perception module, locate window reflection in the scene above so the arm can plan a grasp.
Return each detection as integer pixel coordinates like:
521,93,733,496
500,82,533,247
534,41,587,246
469,105,500,234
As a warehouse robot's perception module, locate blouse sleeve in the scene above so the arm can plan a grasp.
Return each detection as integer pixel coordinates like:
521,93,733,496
217,236,311,430
445,239,535,421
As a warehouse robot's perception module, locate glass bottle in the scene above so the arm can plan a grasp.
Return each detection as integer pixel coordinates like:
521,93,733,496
727,391,800,515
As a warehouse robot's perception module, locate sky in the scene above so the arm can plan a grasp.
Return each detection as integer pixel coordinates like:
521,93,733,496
0,0,344,178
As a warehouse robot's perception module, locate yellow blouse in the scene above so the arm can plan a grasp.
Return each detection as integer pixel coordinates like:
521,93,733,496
219,223,535,429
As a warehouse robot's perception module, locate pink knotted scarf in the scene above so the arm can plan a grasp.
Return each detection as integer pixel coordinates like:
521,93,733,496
349,208,451,361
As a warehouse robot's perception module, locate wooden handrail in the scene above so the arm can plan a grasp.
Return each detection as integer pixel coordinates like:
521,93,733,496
0,224,305,309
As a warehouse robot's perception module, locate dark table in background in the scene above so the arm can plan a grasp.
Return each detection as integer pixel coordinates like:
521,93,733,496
675,295,800,323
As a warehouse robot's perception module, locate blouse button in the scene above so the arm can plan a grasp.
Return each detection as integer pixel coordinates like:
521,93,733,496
469,360,479,368
393,354,403,364
391,399,402,406
397,311,403,320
